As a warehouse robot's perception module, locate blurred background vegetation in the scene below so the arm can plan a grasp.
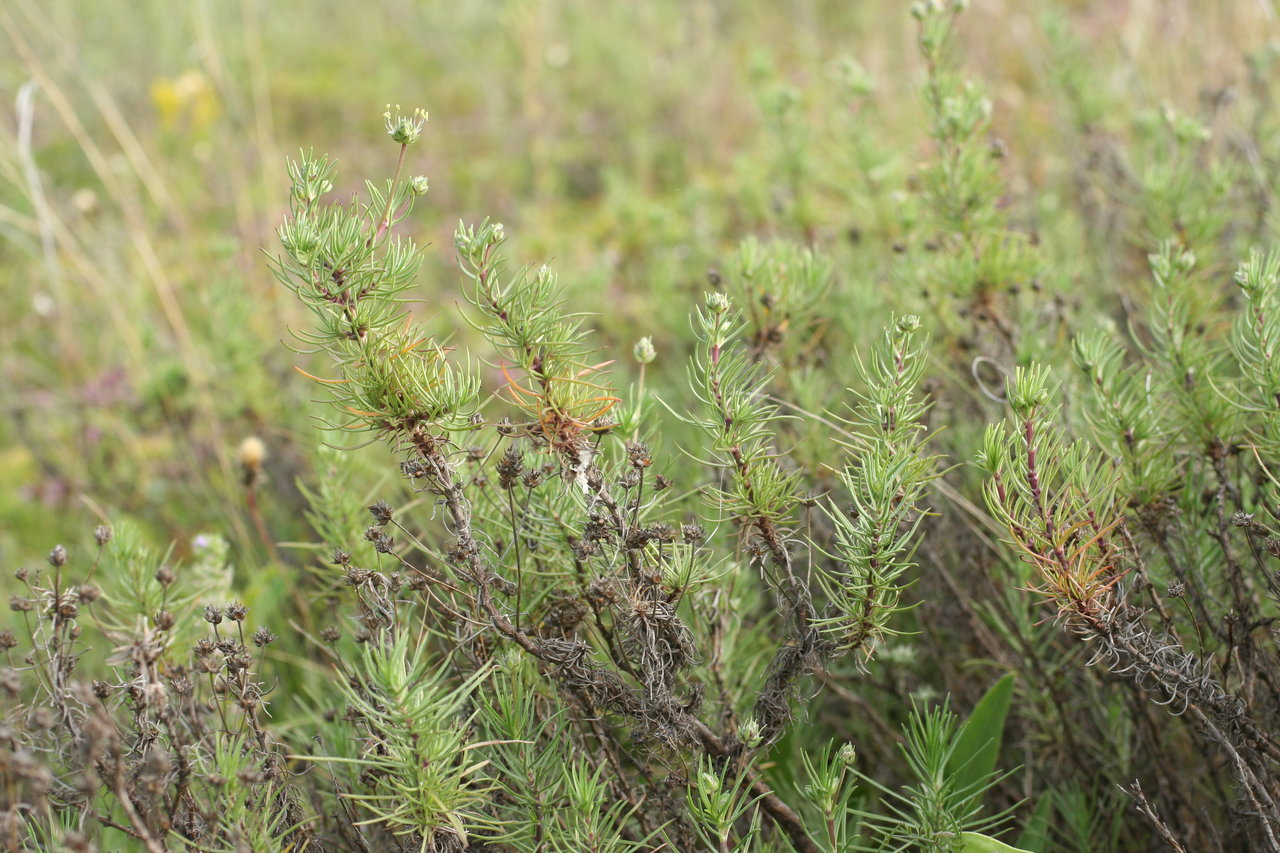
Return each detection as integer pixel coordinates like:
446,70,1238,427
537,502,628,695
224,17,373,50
1,0,1271,559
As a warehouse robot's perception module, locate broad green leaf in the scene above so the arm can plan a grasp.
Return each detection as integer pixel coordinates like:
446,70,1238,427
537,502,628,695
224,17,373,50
949,672,1016,797
1016,794,1054,852
961,831,1036,853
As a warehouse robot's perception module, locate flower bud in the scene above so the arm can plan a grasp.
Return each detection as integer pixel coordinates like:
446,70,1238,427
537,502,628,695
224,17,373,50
633,336,656,365
738,717,764,748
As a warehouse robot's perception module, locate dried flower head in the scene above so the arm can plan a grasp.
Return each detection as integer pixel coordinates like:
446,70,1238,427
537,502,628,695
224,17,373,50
47,545,67,568
368,499,394,526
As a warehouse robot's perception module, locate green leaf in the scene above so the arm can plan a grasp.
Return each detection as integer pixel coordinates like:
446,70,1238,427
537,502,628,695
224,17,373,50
1015,794,1054,852
960,831,1036,853
949,672,1016,797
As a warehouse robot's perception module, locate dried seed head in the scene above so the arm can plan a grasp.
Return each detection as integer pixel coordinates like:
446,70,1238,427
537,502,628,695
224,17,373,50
0,668,20,695
0,630,16,651
29,707,55,730
94,525,113,546
320,626,341,643
225,602,248,622
153,611,175,631
570,538,598,559
203,604,223,625
252,627,277,647
344,565,371,586
368,499,394,526
55,593,79,620
144,681,168,712
77,584,100,603
47,545,67,568
363,528,393,553
626,440,652,469
155,565,175,587
497,446,524,489
648,523,677,543
9,596,33,613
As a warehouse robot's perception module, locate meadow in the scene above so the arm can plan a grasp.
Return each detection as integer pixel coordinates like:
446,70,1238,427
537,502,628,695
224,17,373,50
3,0,1280,850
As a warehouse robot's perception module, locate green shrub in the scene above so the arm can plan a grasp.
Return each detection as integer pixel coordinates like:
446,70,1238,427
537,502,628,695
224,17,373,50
5,2,1280,851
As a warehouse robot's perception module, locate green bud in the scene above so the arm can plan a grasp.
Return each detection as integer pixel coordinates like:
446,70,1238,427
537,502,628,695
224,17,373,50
633,336,656,365
409,175,429,196
738,717,764,749
705,292,731,313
